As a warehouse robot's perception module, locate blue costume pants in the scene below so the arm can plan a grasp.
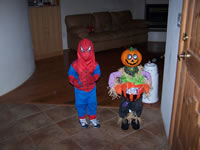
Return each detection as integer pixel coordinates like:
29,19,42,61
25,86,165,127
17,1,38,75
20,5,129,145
74,86,97,118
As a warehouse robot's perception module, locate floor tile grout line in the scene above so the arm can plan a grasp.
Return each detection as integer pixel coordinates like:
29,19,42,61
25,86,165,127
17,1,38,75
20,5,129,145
0,111,49,143
26,111,58,135
0,130,40,149
94,122,134,150
140,120,156,128
114,129,138,141
0,103,165,148
114,121,156,141
23,132,41,150
81,126,132,150
36,105,78,123
156,141,169,150
53,114,78,123
100,116,119,124
1,107,63,135
1,106,42,126
98,125,133,150
70,138,89,150
54,126,88,146
39,105,119,124
115,128,165,150
111,135,133,150
73,139,88,150
34,104,58,112
27,121,74,148
109,107,120,115
143,127,167,145
143,125,168,141
14,111,42,122
0,131,26,144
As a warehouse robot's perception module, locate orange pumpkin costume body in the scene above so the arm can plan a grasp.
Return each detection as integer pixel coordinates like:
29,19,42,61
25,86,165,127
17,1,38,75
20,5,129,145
115,82,150,101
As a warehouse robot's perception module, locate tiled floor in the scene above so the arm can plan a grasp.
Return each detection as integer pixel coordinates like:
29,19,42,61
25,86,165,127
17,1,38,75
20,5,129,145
0,103,168,150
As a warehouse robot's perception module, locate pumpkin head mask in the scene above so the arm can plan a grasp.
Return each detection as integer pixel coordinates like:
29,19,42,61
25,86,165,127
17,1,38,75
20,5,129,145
121,47,142,67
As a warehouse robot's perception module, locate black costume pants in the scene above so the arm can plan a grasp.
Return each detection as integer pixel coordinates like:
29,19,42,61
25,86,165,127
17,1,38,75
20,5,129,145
119,95,143,118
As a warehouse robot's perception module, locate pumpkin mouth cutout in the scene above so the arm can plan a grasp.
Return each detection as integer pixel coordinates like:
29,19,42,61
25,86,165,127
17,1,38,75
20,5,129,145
125,59,138,66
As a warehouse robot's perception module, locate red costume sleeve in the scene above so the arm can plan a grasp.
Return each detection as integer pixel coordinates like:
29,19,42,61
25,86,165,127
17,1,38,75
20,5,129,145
92,74,100,82
68,76,81,88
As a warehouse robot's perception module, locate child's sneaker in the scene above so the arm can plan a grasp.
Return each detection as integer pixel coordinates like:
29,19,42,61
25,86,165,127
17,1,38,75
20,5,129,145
90,119,100,128
79,118,88,128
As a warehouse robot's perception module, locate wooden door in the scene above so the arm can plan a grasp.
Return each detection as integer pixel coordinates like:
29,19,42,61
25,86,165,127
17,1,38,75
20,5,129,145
169,0,200,149
29,7,49,58
29,6,62,60
46,6,62,58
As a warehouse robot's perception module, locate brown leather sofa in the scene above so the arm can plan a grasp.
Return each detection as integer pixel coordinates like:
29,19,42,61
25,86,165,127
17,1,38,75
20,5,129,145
65,10,148,52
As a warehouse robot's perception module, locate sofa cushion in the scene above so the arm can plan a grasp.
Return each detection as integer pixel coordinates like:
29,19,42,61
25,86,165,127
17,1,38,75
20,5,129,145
70,27,88,34
80,28,147,42
110,12,121,31
65,14,92,29
76,32,90,39
92,12,112,33
110,10,133,31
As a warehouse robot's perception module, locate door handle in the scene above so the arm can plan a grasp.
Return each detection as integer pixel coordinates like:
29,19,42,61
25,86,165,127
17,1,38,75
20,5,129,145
178,51,191,60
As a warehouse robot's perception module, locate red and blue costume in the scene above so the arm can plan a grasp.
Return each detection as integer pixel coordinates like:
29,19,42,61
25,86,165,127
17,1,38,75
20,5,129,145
68,39,101,120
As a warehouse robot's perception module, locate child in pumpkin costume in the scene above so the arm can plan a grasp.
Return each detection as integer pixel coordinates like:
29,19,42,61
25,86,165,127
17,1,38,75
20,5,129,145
68,39,101,128
108,47,151,130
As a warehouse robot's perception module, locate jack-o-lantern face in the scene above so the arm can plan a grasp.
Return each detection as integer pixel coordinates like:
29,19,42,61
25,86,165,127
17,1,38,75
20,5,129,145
121,47,142,67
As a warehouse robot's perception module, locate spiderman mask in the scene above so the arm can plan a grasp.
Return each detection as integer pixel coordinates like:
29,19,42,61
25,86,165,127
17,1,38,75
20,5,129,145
77,39,94,61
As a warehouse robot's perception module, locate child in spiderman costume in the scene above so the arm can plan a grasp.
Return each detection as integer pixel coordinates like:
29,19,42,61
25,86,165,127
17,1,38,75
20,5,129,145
68,39,101,128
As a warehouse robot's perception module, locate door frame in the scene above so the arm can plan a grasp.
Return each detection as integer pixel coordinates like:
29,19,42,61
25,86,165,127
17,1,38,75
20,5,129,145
169,0,189,146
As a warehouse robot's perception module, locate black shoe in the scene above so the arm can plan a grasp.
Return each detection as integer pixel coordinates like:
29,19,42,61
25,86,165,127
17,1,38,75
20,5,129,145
121,119,129,130
131,119,140,130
